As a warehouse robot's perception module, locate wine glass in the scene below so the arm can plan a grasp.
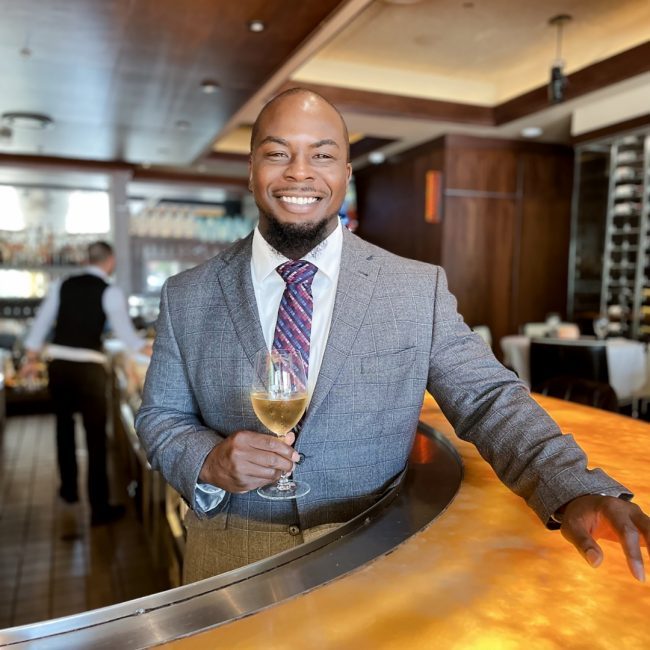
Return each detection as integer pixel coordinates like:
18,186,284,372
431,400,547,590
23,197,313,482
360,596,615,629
593,314,610,340
251,349,310,500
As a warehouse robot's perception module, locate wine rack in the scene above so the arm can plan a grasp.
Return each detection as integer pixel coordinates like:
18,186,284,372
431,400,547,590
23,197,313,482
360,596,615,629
569,128,650,340
600,132,650,340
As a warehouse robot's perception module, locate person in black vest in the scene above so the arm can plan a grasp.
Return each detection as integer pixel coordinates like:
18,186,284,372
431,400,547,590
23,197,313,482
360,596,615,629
23,241,150,525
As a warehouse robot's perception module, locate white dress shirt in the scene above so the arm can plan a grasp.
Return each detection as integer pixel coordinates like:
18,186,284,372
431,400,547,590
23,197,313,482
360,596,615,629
24,266,145,360
250,222,342,399
196,222,343,512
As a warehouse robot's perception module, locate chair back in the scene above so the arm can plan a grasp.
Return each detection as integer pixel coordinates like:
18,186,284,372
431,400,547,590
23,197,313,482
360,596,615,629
530,340,609,391
536,376,619,412
523,322,549,338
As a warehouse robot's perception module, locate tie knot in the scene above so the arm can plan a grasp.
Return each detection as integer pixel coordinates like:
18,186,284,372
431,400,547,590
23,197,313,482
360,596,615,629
276,260,317,286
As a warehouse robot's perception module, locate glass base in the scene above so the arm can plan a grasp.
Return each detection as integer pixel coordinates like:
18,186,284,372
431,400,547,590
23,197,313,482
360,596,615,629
257,480,310,500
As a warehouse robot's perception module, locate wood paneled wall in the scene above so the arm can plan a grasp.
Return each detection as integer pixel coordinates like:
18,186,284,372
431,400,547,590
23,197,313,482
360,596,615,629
356,135,573,354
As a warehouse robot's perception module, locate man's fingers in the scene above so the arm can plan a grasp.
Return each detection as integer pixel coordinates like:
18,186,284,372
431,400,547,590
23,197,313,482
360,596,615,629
232,433,297,472
248,432,299,461
239,459,287,481
619,526,645,582
632,510,650,555
561,521,604,568
564,498,647,582
205,429,302,493
596,500,647,582
246,450,295,475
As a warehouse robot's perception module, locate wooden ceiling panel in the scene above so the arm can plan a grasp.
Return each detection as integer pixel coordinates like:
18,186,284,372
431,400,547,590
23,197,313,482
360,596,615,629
3,0,649,181
0,0,348,166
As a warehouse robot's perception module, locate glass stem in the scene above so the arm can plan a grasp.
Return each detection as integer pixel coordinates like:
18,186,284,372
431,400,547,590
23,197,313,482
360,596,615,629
276,472,294,491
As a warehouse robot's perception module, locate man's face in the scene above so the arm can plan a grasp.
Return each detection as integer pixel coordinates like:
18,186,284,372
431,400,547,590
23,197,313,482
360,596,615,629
249,93,352,255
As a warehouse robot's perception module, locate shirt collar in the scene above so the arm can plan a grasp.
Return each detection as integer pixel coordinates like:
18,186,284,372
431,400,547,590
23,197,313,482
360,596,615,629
85,265,111,282
252,221,343,283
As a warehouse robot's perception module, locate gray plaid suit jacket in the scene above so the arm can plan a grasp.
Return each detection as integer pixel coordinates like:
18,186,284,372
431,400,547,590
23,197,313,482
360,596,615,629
136,227,627,576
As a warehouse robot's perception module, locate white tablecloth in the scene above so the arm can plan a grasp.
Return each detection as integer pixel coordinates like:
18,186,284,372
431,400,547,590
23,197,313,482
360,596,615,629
500,336,647,401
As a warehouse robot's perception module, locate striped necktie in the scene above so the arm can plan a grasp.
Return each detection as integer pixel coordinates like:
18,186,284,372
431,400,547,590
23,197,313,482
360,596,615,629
272,260,318,377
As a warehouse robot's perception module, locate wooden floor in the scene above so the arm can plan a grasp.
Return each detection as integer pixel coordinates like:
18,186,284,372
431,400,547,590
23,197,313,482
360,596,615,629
0,415,169,630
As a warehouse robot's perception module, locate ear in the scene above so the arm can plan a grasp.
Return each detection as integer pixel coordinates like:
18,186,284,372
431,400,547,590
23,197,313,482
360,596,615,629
247,156,254,192
345,162,352,184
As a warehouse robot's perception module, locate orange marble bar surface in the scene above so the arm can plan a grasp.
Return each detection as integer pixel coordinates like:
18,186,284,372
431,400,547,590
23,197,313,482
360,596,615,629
167,395,650,650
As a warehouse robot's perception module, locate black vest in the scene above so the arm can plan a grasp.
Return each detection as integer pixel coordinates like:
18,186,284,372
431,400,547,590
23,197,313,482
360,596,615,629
52,274,108,351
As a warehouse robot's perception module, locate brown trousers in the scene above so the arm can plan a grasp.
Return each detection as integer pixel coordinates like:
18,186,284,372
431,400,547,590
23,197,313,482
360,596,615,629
182,510,340,584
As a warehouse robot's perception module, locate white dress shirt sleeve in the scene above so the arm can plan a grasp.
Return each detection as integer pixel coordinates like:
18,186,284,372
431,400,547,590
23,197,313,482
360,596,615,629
102,285,146,351
23,279,62,351
194,482,227,514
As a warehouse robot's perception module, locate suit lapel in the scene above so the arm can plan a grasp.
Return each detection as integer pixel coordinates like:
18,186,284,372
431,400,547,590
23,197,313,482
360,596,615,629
303,229,380,423
216,234,267,367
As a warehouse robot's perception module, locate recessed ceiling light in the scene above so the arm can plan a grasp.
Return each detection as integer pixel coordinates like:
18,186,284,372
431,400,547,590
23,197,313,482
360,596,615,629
201,79,220,94
2,112,54,130
248,19,265,32
521,126,543,138
368,151,386,165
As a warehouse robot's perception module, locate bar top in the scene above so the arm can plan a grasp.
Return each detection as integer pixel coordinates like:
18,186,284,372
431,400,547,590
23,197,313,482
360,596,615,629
170,394,650,649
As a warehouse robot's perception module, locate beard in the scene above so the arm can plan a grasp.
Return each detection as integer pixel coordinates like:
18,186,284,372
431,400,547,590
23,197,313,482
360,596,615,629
258,208,338,259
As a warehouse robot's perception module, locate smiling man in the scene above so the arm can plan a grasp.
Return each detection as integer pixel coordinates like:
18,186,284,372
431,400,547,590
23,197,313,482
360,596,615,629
136,89,649,584
249,89,352,259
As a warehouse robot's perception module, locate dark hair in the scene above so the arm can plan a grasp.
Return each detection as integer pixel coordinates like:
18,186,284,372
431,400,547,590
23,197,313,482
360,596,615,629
88,241,114,265
250,87,350,161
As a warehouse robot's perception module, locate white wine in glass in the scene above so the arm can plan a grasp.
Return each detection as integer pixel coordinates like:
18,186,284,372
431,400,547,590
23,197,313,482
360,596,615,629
251,349,310,500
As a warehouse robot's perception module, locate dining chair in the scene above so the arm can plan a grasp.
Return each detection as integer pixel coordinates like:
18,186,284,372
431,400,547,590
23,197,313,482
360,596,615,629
523,322,550,338
529,340,610,391
535,376,619,412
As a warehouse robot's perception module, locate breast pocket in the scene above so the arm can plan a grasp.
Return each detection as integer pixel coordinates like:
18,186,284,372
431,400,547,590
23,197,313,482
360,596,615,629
359,347,417,377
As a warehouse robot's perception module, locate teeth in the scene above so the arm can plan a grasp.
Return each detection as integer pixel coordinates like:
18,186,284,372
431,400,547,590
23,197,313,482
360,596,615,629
280,196,319,205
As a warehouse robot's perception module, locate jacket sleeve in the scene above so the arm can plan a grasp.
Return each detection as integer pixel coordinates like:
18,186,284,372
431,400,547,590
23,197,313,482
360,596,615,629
426,267,630,526
135,280,229,515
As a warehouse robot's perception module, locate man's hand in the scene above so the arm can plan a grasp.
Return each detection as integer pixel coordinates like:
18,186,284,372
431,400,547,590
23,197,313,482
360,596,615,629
199,430,300,493
19,351,41,380
560,494,650,582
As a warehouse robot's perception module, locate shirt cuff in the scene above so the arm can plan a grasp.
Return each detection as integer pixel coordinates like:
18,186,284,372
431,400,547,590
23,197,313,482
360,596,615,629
194,481,227,514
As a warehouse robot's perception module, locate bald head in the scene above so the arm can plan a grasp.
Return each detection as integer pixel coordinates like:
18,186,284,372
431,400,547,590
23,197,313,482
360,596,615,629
250,88,350,161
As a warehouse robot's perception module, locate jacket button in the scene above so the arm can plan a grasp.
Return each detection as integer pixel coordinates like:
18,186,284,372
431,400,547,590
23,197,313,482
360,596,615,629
296,453,305,465
288,525,301,536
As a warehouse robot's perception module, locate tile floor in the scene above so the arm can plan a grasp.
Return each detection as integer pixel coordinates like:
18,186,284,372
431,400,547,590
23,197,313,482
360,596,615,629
0,414,169,630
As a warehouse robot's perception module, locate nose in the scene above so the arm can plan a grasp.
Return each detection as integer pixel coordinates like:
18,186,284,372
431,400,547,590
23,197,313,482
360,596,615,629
284,153,314,181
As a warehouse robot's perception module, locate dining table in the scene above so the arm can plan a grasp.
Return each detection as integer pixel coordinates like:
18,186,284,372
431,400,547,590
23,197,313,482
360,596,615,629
499,335,648,403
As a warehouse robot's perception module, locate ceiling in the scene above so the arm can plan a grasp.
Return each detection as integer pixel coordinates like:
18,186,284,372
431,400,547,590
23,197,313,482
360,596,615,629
0,0,649,189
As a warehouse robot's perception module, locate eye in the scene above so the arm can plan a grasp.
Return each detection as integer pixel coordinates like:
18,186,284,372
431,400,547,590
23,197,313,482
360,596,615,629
314,153,333,160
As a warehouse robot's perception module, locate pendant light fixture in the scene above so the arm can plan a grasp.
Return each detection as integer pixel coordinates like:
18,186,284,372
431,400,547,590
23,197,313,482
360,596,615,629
548,14,572,104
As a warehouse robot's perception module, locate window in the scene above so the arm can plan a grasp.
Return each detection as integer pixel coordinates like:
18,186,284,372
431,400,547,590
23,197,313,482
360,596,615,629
65,191,110,234
0,186,25,231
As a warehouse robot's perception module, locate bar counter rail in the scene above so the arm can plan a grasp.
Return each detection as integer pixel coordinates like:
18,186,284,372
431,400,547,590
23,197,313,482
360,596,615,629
0,423,463,649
